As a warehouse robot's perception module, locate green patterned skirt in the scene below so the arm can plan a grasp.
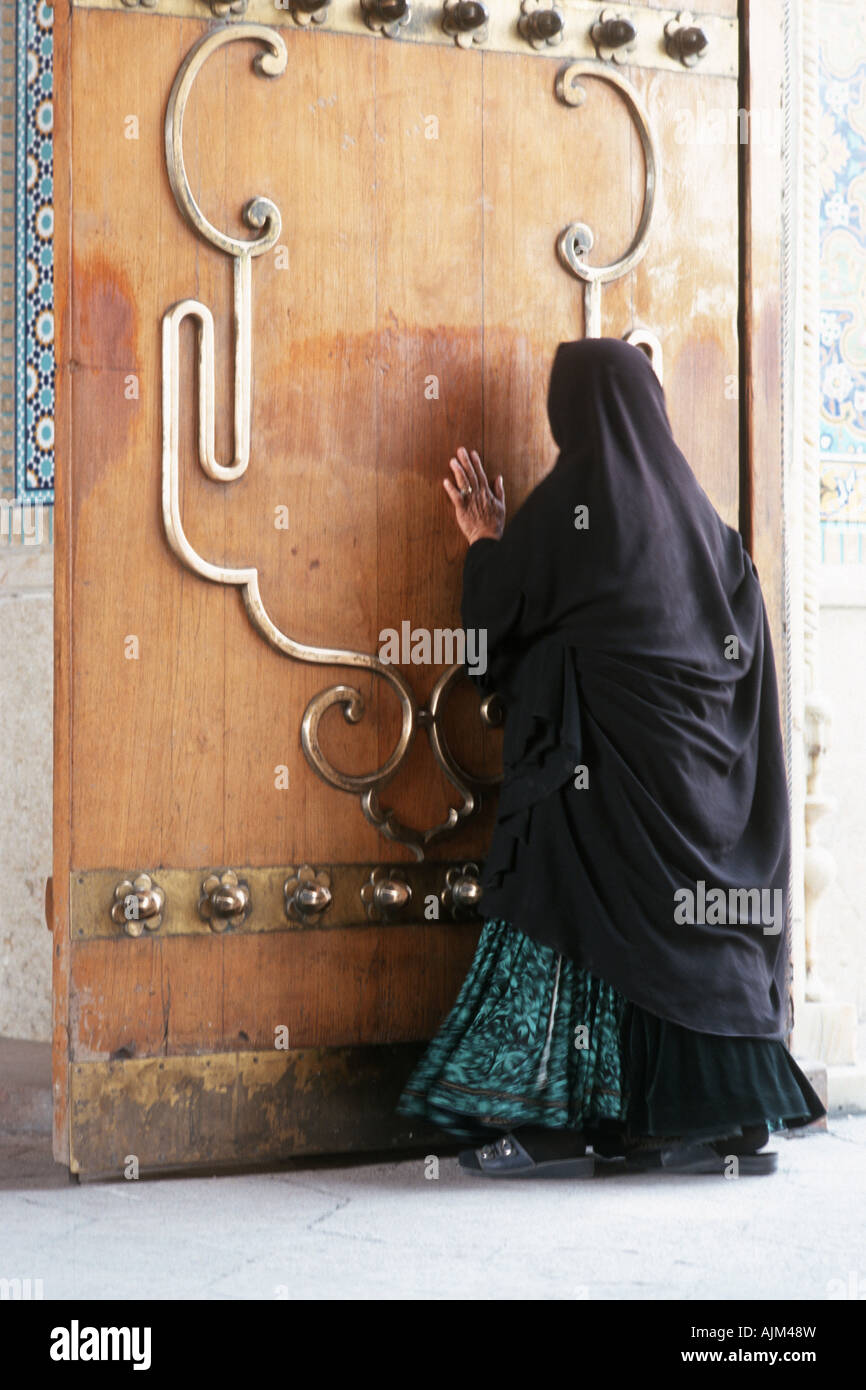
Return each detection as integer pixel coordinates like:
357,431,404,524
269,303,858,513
397,918,825,1145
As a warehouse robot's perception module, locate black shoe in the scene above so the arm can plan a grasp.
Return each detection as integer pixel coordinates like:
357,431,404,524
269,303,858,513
458,1127,589,1179
719,1123,770,1154
626,1136,778,1175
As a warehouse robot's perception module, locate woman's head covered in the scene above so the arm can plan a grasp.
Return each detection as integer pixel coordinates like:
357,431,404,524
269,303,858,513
537,335,744,634
547,337,672,457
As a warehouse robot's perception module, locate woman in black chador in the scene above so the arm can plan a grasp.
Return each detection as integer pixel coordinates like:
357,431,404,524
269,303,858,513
397,337,825,1177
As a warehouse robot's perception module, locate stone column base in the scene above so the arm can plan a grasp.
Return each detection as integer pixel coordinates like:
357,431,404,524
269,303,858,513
793,1000,858,1066
826,1064,866,1114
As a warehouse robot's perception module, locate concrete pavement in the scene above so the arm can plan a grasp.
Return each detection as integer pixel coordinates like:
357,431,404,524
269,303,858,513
1,1117,864,1300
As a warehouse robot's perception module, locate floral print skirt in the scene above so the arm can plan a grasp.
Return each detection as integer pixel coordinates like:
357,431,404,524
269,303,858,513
396,918,826,1145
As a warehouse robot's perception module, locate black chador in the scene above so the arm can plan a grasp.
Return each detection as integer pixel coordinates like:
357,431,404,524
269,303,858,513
461,338,791,1039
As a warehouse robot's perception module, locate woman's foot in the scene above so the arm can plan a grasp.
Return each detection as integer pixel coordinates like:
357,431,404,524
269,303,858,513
458,1126,589,1178
717,1122,770,1154
625,1122,777,1175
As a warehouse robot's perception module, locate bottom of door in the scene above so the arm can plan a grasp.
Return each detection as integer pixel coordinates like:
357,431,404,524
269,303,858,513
67,1044,442,1178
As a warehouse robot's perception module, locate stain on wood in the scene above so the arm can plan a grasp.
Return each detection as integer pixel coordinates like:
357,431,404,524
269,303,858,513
68,1046,440,1175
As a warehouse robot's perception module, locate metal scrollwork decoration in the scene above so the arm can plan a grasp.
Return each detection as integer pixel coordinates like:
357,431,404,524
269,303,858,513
161,24,502,862
555,61,663,383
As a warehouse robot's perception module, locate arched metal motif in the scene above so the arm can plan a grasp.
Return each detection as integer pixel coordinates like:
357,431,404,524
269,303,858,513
161,23,501,861
555,60,663,382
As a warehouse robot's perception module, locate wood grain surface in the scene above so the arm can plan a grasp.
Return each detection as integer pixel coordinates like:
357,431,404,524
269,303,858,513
53,6,782,1170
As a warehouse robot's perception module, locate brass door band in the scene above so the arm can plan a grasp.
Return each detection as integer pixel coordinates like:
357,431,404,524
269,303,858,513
76,0,738,80
70,862,485,939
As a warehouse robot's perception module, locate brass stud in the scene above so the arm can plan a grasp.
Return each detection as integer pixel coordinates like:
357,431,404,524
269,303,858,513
591,8,638,64
442,0,489,48
110,874,164,937
284,865,333,924
440,862,483,921
361,0,411,38
198,870,251,933
519,0,564,51
288,0,331,24
664,11,709,68
200,0,247,15
360,867,413,922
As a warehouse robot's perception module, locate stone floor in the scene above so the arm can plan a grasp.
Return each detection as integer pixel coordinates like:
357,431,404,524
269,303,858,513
2,1116,865,1300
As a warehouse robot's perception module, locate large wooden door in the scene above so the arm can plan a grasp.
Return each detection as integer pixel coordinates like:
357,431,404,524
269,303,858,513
51,0,782,1175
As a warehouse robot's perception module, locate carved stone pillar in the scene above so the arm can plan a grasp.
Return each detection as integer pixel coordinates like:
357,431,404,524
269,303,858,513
803,693,835,1003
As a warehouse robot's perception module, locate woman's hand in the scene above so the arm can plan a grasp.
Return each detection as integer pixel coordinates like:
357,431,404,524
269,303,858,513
443,447,506,545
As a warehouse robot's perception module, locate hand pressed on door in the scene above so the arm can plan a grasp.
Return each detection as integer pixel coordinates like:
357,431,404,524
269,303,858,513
443,446,506,546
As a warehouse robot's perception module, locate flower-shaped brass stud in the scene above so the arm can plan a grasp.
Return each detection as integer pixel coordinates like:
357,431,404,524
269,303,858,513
519,0,564,50
110,874,164,938
591,8,638,64
290,0,331,24
440,862,483,921
200,0,247,15
361,0,411,39
198,870,251,933
284,865,333,924
443,1,489,48
664,11,709,67
360,867,413,922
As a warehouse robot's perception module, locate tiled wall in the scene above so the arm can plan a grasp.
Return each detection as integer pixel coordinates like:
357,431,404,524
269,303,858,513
819,1,866,565
0,1,53,1042
817,3,866,1019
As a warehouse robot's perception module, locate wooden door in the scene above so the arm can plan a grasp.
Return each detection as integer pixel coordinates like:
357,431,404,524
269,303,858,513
51,0,783,1176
